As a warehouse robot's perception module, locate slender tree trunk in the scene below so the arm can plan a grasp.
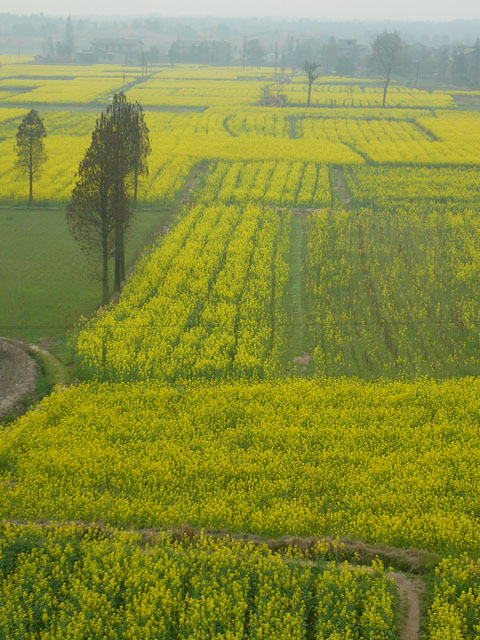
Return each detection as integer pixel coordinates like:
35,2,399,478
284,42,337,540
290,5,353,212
28,143,33,206
133,166,138,208
113,219,122,294
113,202,127,293
119,227,126,283
307,81,312,107
382,71,391,107
28,168,33,206
102,225,109,306
113,187,122,294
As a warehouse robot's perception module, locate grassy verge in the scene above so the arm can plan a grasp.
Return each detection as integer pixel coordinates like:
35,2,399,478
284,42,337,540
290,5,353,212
0,205,173,345
284,213,315,376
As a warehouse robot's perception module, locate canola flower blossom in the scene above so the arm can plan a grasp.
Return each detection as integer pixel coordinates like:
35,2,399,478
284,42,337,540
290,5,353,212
2,378,480,556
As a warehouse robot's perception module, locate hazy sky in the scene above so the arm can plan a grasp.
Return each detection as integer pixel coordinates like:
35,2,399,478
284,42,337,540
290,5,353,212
9,0,480,21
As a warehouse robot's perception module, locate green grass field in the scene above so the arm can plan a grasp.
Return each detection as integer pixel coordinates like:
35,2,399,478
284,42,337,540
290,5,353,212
0,206,171,343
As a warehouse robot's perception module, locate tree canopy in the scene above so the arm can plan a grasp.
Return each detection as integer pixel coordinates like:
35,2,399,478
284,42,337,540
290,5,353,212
14,109,47,206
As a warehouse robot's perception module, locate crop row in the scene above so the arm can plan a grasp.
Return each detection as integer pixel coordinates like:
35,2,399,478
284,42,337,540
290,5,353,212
274,84,454,108
306,208,480,378
0,76,127,104
73,203,291,381
3,106,480,207
428,555,480,639
197,160,332,207
0,133,194,206
345,165,480,206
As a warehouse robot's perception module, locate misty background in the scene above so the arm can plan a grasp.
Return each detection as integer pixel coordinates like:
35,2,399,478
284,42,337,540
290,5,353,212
2,13,480,89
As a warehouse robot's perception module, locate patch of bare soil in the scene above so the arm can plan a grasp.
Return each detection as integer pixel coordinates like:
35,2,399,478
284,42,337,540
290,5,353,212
0,339,38,421
334,179,352,203
293,352,311,366
180,167,205,205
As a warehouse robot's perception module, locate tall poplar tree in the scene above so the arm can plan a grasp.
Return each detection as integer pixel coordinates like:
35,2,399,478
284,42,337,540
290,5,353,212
67,113,114,305
14,109,47,206
67,93,150,303
131,102,150,208
106,93,135,293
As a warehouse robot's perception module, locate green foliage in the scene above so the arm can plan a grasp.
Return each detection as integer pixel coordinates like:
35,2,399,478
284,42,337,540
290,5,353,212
14,109,47,177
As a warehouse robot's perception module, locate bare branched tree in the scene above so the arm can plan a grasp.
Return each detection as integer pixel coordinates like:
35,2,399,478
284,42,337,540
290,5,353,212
371,31,403,107
303,60,320,107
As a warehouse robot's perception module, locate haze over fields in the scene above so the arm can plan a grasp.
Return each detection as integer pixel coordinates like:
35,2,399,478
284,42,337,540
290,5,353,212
6,0,480,20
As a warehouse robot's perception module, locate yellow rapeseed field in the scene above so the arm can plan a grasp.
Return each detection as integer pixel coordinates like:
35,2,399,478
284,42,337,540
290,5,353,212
3,59,480,636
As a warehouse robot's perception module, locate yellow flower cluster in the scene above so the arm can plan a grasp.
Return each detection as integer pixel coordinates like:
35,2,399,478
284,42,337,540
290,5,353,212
197,160,331,207
127,78,264,107
73,203,290,381
0,110,197,205
0,135,91,204
306,207,480,377
0,523,398,640
302,114,480,164
345,165,480,206
0,77,126,104
2,377,480,554
428,555,480,639
3,86,480,206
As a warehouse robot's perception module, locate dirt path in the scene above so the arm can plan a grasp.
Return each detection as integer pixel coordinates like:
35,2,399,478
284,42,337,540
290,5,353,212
389,572,425,640
3,518,434,572
179,163,208,206
0,339,38,421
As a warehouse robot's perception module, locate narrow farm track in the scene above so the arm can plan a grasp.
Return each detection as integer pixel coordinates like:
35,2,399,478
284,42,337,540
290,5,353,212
286,213,312,373
2,518,427,638
389,572,425,640
331,166,352,206
2,519,436,572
